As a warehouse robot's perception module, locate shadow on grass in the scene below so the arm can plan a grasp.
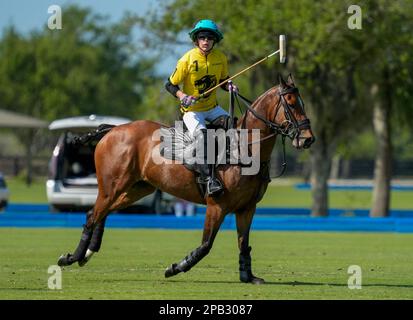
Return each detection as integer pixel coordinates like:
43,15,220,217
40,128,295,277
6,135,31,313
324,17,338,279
2,280,413,294
165,279,413,289
60,268,413,289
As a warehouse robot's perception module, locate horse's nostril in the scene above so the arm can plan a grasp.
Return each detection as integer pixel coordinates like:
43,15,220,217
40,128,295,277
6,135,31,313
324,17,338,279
304,137,315,148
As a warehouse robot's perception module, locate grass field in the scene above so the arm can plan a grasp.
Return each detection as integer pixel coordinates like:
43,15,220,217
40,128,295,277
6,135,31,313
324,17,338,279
5,177,413,209
1,228,413,300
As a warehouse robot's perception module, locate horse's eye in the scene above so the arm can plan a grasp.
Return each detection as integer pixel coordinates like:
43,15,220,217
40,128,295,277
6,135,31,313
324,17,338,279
286,94,295,106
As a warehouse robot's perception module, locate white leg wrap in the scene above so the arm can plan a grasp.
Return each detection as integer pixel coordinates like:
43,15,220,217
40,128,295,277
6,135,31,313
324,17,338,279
85,249,95,260
78,249,95,267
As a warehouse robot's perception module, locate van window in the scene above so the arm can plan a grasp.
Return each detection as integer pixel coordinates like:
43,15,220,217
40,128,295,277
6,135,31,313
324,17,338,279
61,132,97,186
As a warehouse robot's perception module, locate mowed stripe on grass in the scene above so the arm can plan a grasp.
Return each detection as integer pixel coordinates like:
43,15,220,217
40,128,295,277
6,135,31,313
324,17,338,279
1,228,413,299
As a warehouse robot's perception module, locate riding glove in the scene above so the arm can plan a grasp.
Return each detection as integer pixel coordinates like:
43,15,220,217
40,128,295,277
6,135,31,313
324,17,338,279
180,95,197,108
228,82,239,93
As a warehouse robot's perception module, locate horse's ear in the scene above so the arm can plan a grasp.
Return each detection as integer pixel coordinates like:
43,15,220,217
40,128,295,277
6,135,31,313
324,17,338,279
278,74,287,88
287,73,295,86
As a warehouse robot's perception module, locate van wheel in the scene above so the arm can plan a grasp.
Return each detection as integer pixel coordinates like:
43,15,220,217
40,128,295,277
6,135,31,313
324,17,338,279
0,201,7,211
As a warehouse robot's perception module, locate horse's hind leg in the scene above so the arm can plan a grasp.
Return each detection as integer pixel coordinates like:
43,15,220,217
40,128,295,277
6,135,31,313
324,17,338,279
57,193,112,267
165,204,225,278
58,175,133,267
235,205,264,284
77,181,156,267
57,133,154,267
77,208,106,267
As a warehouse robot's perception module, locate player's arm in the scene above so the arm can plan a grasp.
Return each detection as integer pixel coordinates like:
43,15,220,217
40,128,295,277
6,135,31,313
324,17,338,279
165,59,189,100
165,78,182,98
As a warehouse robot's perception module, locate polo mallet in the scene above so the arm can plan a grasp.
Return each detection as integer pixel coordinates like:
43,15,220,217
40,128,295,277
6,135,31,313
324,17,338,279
197,34,286,100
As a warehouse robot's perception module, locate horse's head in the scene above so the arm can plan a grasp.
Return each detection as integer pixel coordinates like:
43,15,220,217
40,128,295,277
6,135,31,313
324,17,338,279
272,74,315,149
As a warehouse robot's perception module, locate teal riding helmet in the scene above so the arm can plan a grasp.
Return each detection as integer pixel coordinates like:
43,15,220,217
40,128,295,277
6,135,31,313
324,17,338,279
189,19,223,43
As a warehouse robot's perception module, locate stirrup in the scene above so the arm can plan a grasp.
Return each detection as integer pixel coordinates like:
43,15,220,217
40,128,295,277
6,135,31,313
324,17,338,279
207,178,223,196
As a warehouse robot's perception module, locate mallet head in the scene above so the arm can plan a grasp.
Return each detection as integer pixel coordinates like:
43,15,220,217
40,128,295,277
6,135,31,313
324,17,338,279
279,34,286,63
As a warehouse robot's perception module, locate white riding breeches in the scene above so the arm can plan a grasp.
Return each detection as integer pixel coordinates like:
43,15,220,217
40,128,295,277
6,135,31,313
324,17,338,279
183,105,229,137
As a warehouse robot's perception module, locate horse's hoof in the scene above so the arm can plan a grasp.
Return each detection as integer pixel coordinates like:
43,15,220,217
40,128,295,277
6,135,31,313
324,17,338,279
251,276,265,285
78,258,88,267
78,255,91,267
78,249,94,267
240,272,265,284
165,263,179,278
57,253,73,267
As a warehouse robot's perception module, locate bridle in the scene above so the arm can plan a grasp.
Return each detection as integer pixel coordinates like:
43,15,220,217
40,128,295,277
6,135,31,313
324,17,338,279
236,85,310,140
234,85,311,177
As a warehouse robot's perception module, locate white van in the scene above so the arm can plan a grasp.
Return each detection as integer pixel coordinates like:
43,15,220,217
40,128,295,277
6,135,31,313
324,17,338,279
46,115,175,213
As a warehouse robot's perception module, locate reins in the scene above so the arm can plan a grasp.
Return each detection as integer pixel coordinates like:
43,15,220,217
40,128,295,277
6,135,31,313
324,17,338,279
234,91,292,178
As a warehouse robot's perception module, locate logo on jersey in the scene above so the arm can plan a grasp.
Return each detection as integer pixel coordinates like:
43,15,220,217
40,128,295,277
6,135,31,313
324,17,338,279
195,75,217,98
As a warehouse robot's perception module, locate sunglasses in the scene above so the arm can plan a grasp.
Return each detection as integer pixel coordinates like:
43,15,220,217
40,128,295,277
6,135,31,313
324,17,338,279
197,36,215,41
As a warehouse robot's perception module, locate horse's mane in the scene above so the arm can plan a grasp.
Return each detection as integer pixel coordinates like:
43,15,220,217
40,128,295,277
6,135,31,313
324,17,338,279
251,85,281,108
237,85,281,127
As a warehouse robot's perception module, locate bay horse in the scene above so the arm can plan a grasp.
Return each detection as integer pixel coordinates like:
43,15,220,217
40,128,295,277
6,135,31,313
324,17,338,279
57,74,315,284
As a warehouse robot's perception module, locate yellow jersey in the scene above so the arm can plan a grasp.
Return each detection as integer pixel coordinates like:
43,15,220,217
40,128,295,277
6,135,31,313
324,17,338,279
169,47,229,112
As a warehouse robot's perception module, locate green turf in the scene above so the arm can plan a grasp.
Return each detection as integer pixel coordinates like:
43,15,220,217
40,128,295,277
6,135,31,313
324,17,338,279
6,178,48,203
1,228,413,299
259,184,413,209
5,177,413,209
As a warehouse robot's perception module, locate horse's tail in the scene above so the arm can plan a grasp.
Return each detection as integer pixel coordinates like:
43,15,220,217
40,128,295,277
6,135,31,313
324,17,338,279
73,124,116,145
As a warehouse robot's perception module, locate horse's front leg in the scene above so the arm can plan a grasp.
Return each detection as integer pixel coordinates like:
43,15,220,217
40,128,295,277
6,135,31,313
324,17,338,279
236,205,264,284
165,204,225,278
